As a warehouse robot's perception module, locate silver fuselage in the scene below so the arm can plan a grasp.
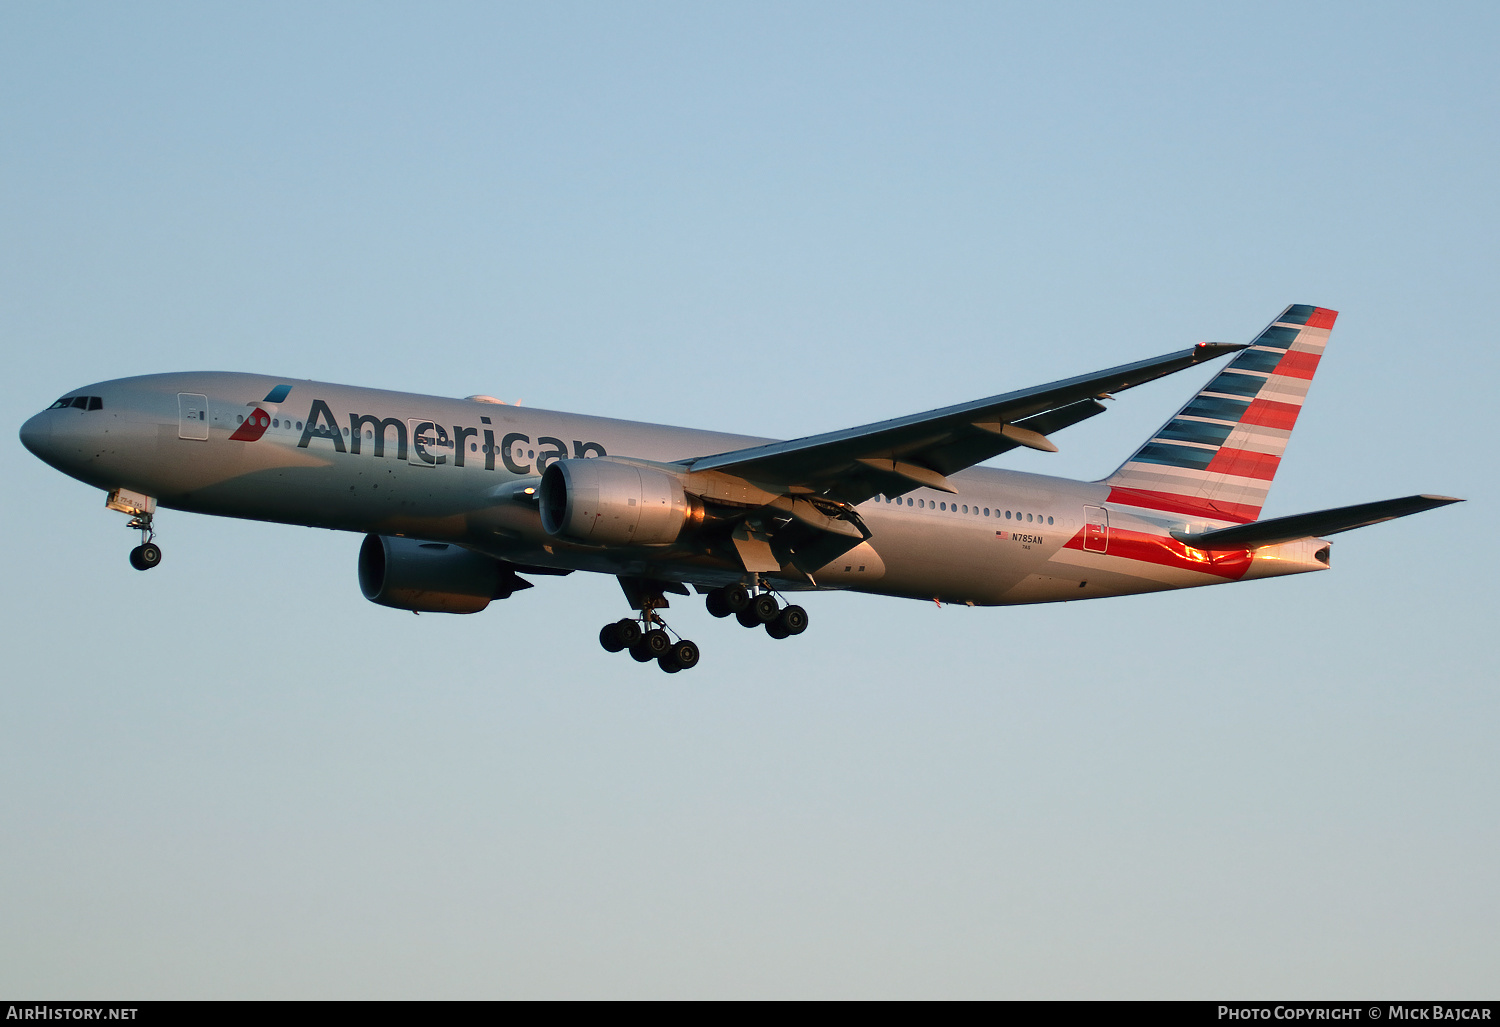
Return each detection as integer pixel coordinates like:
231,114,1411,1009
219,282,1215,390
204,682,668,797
19,372,1329,604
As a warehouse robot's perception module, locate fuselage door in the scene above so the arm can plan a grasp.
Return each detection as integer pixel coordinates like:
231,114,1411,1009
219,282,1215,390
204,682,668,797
1083,505,1109,553
407,418,450,467
178,393,209,440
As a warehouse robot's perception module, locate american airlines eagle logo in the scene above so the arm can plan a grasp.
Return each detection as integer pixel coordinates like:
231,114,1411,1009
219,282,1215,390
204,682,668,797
227,384,293,442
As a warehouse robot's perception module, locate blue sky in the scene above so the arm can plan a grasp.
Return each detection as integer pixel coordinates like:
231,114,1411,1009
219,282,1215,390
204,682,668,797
2,2,1495,998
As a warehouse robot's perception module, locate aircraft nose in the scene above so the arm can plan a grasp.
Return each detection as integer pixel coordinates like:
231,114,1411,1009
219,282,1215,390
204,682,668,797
18,411,52,460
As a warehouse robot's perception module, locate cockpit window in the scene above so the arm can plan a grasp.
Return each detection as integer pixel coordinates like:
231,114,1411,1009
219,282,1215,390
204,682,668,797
47,396,103,411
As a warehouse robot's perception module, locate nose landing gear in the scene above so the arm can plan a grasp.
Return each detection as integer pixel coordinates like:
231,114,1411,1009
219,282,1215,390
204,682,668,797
107,488,162,572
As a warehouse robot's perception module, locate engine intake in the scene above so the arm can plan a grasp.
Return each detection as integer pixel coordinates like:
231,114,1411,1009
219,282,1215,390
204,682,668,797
539,458,697,545
358,534,526,614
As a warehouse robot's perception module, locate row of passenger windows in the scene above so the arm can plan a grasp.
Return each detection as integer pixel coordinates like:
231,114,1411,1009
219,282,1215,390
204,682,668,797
238,414,299,429
50,396,103,411
875,494,1054,525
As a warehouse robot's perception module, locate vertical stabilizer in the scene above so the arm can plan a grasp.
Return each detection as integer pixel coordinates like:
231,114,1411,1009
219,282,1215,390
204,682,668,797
1102,304,1337,523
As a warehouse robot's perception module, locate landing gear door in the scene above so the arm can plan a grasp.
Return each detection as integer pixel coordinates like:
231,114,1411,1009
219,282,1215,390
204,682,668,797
1083,505,1109,553
407,419,450,467
178,393,209,440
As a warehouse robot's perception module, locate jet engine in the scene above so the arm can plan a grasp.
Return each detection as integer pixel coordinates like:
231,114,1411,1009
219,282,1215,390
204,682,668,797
539,458,701,546
358,534,528,614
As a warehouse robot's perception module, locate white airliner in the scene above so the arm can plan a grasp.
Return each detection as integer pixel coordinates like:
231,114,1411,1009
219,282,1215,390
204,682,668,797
20,304,1459,672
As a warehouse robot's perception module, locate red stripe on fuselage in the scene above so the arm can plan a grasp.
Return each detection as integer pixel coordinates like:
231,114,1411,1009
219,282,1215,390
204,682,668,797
1064,525,1253,580
1104,487,1260,523
229,408,270,442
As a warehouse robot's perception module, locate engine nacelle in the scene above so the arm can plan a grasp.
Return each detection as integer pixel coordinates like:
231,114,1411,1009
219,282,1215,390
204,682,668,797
358,534,523,614
539,458,697,545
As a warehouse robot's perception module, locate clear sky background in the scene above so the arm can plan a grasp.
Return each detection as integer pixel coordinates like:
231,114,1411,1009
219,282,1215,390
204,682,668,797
2,2,1495,999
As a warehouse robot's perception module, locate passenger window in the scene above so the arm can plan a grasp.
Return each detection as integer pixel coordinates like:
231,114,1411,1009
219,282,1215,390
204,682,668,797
1005,510,1012,519
984,508,990,516
1027,513,1033,522
1047,516,1053,525
918,499,925,508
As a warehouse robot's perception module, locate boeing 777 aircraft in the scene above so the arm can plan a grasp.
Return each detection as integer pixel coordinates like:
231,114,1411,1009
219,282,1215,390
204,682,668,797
20,304,1460,672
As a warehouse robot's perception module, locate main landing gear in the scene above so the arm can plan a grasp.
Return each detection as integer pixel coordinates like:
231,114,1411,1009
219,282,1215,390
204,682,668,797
704,582,807,640
599,615,701,674
597,576,808,674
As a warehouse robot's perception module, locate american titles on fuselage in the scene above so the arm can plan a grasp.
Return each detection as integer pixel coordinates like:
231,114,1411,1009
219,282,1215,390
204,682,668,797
257,397,608,474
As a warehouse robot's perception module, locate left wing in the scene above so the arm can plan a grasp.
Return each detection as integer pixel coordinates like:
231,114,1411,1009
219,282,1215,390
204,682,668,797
685,342,1243,504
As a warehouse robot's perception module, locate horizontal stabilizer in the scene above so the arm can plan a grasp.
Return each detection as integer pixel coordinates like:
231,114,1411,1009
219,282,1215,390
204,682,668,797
1171,495,1463,550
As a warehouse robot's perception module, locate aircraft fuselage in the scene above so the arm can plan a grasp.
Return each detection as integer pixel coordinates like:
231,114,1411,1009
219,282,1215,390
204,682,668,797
20,371,1329,606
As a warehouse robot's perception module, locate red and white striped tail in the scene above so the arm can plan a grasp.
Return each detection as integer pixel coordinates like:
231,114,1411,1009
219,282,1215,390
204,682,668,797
1102,304,1337,524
